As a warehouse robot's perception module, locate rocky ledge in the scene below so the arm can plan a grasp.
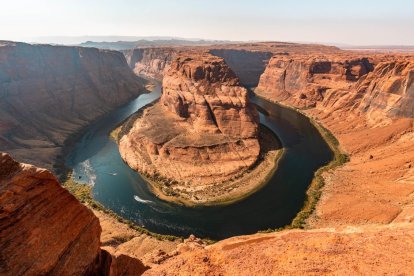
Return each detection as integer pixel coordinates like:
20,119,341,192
119,52,282,205
0,152,102,275
0,152,149,276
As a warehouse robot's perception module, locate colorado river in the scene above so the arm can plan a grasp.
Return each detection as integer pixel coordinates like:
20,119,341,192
66,83,333,240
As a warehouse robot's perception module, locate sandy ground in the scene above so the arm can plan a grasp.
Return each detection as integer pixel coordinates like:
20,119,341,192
305,111,414,227
145,222,414,275
93,210,181,267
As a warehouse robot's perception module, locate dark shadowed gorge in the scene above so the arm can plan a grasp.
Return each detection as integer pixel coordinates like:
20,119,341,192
0,41,146,174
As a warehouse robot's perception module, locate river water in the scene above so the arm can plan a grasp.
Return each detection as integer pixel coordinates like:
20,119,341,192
66,83,333,240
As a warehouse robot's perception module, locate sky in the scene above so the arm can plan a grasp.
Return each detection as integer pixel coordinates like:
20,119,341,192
1,0,414,45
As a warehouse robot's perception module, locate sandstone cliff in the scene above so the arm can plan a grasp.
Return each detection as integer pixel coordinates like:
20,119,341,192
119,52,261,204
123,42,341,82
0,41,146,174
256,54,375,108
356,60,414,119
0,152,150,275
123,47,177,80
0,152,102,275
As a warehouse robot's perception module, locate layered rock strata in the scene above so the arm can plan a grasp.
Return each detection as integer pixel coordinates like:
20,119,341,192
0,41,145,173
357,60,414,119
0,153,102,275
119,53,262,205
123,47,177,80
256,54,375,108
303,60,414,227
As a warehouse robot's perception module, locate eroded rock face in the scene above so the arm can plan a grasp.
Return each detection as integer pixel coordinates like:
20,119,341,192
0,41,145,173
123,48,177,80
119,53,260,200
256,55,374,108
161,53,259,139
0,153,102,275
357,61,414,118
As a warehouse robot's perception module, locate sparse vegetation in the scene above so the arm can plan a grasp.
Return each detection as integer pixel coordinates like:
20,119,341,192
290,118,349,229
254,94,350,232
62,173,182,242
109,126,122,141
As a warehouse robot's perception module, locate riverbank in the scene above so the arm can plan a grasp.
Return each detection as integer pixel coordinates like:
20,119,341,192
64,83,335,239
62,172,182,242
56,79,157,182
253,92,349,230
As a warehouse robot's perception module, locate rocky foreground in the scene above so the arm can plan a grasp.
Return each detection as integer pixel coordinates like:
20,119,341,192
146,223,414,275
0,152,150,275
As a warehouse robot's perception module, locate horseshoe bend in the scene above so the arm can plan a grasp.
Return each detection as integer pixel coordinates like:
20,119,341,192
118,52,283,206
2,2,414,275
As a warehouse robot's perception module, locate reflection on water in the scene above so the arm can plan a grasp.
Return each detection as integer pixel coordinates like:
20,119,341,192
66,84,333,240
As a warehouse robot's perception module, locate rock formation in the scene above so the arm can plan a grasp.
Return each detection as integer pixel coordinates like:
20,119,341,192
0,152,151,276
119,52,261,204
0,41,146,174
0,152,102,275
256,54,375,108
123,47,177,80
357,60,414,119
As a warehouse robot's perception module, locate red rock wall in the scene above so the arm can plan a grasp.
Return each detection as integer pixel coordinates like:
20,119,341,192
357,61,414,118
0,153,102,275
161,53,259,139
123,47,177,80
256,54,374,108
0,41,145,173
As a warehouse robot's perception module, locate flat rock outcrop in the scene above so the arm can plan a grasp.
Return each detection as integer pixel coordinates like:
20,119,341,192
145,223,414,275
0,152,102,275
0,41,145,174
119,52,261,204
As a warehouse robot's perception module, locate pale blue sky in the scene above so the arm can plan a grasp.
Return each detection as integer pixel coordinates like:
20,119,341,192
1,0,413,45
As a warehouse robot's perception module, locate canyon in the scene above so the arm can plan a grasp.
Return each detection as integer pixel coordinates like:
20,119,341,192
0,41,146,175
1,40,414,275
